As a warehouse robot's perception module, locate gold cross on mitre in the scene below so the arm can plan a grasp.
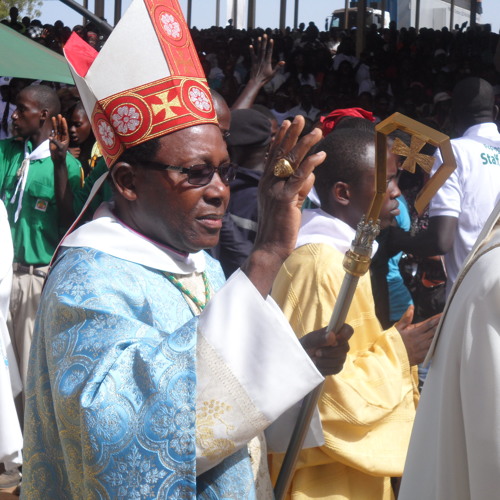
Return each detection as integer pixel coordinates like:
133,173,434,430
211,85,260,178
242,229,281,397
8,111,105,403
152,90,181,120
391,135,435,174
372,113,457,216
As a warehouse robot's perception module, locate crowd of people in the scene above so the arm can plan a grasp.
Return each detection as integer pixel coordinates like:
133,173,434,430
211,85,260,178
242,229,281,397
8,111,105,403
3,4,500,126
1,0,500,498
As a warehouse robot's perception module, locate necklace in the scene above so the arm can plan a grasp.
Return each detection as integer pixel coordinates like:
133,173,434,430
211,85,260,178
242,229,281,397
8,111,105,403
165,272,211,310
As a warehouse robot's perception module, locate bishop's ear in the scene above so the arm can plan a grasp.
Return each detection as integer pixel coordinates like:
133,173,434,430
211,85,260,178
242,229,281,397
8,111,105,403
111,162,138,201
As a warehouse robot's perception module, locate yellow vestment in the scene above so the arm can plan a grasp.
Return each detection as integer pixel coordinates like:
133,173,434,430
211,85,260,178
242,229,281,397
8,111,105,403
270,242,419,500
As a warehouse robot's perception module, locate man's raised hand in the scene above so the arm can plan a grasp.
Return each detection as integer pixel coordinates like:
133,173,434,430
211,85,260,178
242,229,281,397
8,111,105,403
49,114,69,166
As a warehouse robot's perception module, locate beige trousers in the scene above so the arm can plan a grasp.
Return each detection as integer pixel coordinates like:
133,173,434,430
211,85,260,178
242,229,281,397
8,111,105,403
7,266,48,392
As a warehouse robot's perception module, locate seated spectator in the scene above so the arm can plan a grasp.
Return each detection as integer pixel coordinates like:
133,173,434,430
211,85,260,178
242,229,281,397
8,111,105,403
288,84,320,122
7,7,23,32
270,91,294,125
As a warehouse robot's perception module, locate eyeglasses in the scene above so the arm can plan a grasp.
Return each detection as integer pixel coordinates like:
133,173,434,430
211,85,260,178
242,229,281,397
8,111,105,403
141,161,237,186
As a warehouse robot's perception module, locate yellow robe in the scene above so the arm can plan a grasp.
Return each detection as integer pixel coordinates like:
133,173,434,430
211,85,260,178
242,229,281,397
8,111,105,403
270,242,419,500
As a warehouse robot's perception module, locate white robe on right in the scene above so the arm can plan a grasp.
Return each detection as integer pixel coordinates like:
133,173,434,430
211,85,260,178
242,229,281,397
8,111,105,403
0,201,22,469
399,201,500,500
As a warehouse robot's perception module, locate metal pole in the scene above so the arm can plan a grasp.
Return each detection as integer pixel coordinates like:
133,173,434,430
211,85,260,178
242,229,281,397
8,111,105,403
344,0,349,30
294,0,299,30
187,0,192,28
248,0,256,29
58,0,113,34
356,0,366,58
280,0,287,31
83,0,88,25
273,384,324,500
94,0,105,19
450,0,455,31
216,0,220,26
114,0,122,26
470,0,477,27
415,0,421,32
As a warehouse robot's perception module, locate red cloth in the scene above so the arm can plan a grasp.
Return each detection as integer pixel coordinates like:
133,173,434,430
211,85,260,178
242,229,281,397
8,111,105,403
64,32,98,77
320,108,375,136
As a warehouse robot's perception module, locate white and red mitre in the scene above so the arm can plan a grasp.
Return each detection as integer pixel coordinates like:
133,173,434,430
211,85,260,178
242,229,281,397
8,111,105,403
64,0,217,167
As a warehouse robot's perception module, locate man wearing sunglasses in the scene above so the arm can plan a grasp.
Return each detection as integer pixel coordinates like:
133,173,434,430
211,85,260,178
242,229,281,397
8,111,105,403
21,2,353,498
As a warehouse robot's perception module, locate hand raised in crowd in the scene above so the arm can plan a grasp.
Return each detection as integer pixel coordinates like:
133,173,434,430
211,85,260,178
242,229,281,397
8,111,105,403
231,33,286,110
241,115,325,297
300,323,354,376
248,33,285,86
50,114,75,227
49,114,69,166
395,305,441,365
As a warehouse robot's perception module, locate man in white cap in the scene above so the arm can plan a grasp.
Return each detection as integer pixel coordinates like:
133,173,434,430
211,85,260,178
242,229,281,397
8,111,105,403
21,1,352,498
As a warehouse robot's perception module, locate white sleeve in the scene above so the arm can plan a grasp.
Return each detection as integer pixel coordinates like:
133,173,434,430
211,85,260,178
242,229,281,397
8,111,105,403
0,317,23,465
0,203,13,320
460,248,500,498
428,145,462,218
196,269,324,475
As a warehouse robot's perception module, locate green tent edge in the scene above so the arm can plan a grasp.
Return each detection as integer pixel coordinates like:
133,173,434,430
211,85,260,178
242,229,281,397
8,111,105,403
0,23,74,85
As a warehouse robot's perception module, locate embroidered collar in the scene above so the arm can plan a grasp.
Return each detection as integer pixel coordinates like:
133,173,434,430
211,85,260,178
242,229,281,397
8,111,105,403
62,202,206,274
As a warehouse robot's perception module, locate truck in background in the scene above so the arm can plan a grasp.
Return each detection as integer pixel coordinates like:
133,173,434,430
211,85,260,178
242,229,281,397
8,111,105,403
326,7,391,30
326,0,472,31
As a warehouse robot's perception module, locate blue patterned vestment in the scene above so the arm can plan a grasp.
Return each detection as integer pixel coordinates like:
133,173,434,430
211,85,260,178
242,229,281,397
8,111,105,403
22,247,257,499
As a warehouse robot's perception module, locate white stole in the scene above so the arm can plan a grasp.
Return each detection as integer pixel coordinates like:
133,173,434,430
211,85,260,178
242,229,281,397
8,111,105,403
10,139,51,222
297,208,379,256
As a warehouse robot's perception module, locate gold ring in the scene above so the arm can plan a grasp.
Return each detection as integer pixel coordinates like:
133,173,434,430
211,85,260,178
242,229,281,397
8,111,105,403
273,158,294,178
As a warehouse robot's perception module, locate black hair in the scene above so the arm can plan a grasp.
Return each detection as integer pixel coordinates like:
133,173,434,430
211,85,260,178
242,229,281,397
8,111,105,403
65,99,86,120
334,116,376,133
73,100,86,113
313,127,375,206
114,136,162,167
23,84,61,116
452,77,495,125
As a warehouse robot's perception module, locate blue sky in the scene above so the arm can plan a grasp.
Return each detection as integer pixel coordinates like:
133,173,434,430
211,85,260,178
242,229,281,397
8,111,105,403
38,0,346,29
36,0,499,33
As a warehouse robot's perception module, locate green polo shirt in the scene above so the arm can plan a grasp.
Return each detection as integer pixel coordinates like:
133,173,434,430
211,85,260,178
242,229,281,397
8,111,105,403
0,138,82,266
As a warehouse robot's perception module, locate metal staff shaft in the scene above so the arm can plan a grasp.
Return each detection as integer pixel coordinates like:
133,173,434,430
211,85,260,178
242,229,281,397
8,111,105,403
274,273,359,500
274,218,379,500
273,384,323,500
327,273,359,333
